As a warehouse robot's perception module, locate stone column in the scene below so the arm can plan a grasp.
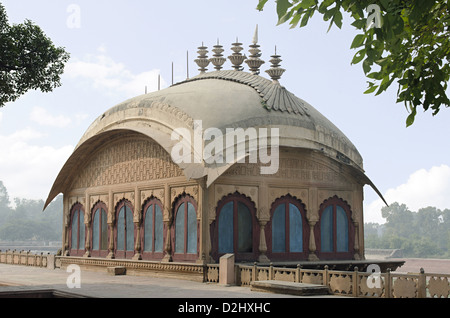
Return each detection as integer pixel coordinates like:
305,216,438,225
307,187,319,261
308,220,319,261
106,190,115,259
258,184,270,263
162,184,172,262
353,221,361,260
162,216,173,262
197,179,207,264
133,187,142,260
258,220,270,263
63,196,70,256
83,193,91,257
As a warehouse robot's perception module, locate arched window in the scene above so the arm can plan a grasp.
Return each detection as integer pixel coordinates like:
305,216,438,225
141,198,164,260
172,195,198,261
115,200,134,259
267,196,309,260
91,202,108,258
70,203,85,256
214,192,258,262
315,196,354,260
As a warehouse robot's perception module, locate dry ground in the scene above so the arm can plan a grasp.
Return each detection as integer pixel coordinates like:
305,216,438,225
394,258,450,274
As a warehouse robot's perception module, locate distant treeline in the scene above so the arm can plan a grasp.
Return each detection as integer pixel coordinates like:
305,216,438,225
364,202,450,258
0,181,62,242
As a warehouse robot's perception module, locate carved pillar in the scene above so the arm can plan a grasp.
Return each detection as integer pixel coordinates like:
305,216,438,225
162,184,173,262
83,218,91,257
162,214,173,262
83,193,91,257
308,220,319,261
353,221,361,260
133,187,142,260
106,190,115,259
133,222,142,260
258,183,270,263
307,187,319,261
63,196,70,256
197,178,207,264
258,220,270,263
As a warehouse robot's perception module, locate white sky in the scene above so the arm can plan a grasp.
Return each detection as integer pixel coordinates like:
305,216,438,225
1,0,449,223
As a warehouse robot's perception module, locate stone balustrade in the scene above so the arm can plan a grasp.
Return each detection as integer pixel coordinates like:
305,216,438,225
226,263,450,298
0,250,53,269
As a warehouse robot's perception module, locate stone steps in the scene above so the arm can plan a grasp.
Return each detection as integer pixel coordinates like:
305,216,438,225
250,280,329,296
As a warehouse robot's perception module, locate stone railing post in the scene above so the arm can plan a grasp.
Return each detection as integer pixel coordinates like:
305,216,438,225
385,268,391,298
296,264,301,283
417,268,426,298
269,263,274,280
252,262,258,282
323,265,329,286
353,266,359,297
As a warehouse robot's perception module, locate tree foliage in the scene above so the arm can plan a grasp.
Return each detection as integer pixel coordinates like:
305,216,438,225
257,0,450,126
0,181,62,241
0,3,70,107
365,202,450,258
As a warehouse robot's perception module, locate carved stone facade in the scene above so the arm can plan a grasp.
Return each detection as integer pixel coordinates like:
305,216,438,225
45,69,378,267
61,134,365,264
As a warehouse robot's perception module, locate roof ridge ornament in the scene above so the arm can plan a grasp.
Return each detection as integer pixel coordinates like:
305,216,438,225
209,39,227,71
228,37,246,71
265,46,286,82
245,25,265,75
194,42,210,74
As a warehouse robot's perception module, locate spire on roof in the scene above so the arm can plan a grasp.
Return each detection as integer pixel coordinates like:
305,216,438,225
194,43,210,74
245,25,265,75
265,46,285,82
209,39,227,71
228,38,246,71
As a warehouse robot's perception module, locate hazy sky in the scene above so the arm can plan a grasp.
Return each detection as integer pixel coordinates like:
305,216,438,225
1,0,449,223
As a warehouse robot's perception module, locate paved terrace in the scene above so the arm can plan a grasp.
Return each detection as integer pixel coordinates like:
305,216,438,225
0,264,338,298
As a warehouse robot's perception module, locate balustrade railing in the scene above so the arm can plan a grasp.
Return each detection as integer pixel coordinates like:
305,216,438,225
209,263,450,298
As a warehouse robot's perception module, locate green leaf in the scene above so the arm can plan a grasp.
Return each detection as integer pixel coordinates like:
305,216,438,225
362,59,372,74
277,10,293,25
289,12,302,28
364,84,378,94
299,0,316,10
333,10,343,29
277,0,292,20
300,9,312,27
351,48,366,64
256,0,269,11
406,106,417,127
350,34,365,49
351,18,366,30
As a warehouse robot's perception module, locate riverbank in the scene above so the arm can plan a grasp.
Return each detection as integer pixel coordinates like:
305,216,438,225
394,258,450,274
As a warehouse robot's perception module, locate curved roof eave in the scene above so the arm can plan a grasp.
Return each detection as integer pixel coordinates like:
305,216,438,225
44,122,386,211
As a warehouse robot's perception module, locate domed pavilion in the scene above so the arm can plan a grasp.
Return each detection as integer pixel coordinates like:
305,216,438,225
44,35,390,272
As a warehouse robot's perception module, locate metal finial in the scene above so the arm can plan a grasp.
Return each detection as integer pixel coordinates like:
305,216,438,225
245,26,265,75
265,46,285,82
186,50,189,79
209,40,226,71
252,24,259,44
228,39,246,71
194,43,210,74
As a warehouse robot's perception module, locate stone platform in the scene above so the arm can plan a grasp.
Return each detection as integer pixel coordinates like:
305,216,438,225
251,280,329,296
